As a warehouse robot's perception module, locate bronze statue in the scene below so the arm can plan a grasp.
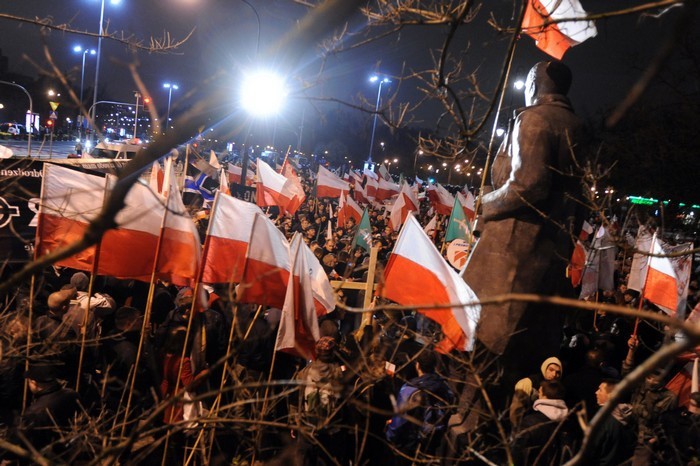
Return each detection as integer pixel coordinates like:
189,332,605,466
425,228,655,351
464,61,586,369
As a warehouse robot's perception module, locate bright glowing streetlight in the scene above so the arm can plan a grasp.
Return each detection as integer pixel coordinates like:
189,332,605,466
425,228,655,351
514,79,525,90
239,70,288,184
367,75,390,163
91,0,122,142
163,82,179,134
240,70,288,117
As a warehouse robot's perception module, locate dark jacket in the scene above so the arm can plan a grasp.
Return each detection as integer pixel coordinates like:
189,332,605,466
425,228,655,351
511,398,576,466
584,403,635,466
386,373,455,454
19,383,79,449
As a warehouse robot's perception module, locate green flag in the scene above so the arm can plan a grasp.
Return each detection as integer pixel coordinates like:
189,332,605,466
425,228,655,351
351,208,372,253
445,197,471,243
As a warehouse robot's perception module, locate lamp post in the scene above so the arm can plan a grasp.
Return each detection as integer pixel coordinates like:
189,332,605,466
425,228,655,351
239,70,288,185
162,83,178,135
0,80,32,156
367,75,390,163
90,0,121,143
73,46,95,140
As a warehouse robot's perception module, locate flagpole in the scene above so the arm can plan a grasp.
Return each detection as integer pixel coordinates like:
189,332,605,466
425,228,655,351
472,40,519,231
120,189,173,439
633,232,658,337
75,176,110,392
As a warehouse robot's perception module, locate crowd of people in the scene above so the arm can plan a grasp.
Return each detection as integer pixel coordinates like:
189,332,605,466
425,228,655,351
0,156,698,466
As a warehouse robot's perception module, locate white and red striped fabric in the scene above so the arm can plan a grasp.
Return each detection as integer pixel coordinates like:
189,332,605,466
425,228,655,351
227,164,255,186
149,160,164,195
389,182,420,231
294,233,336,317
276,234,325,359
430,184,454,216
237,212,291,308
317,165,349,198
378,163,391,181
424,214,438,240
218,168,231,195
364,175,378,200
209,150,221,170
354,178,369,204
375,178,400,201
202,193,263,284
643,236,678,312
382,214,481,353
522,0,597,60
37,163,201,287
457,190,476,221
256,159,303,215
337,191,363,227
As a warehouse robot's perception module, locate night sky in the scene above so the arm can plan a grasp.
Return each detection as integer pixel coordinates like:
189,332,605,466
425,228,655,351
0,1,691,147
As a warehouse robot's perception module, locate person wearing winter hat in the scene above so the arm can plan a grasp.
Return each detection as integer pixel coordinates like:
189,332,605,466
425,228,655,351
511,380,574,465
510,356,563,428
35,287,77,340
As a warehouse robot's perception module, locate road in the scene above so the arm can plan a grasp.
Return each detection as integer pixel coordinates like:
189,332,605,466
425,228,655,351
0,139,78,159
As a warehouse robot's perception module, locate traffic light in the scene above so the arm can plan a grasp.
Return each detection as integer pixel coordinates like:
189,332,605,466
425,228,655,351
46,119,54,130
143,96,151,112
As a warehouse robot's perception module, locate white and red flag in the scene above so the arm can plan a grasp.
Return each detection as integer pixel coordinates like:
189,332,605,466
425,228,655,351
256,159,303,215
209,150,221,170
424,214,438,240
316,165,349,198
457,190,476,221
149,160,164,195
353,178,369,204
522,0,597,60
337,191,363,227
364,175,378,200
389,182,420,231
643,235,679,312
37,163,201,287
376,178,400,201
294,233,336,316
363,167,378,181
202,192,263,284
227,164,255,186
218,168,231,195
579,220,594,241
382,213,481,353
237,212,291,308
378,163,391,181
276,234,325,359
430,184,454,216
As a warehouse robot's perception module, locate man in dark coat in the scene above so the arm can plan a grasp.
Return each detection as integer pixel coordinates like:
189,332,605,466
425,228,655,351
462,61,586,384
18,364,79,451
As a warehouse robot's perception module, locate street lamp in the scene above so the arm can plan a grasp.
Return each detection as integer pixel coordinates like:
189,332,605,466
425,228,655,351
367,75,390,163
73,46,95,140
91,0,122,143
239,69,288,182
163,82,178,134
0,80,32,156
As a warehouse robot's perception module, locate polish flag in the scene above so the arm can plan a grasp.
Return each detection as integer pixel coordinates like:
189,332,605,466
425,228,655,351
237,212,291,308
643,236,678,312
363,168,378,181
202,193,263,284
350,170,363,184
294,233,336,316
378,163,391,181
578,220,594,241
209,150,221,170
382,214,481,352
376,178,400,201
568,240,587,287
430,184,455,216
149,160,164,195
424,214,438,240
218,168,231,195
337,191,363,227
457,190,476,221
522,0,597,60
364,175,378,200
389,182,420,231
227,164,254,186
317,165,350,198
276,234,323,359
256,159,303,215
354,178,369,204
414,176,424,186
36,163,108,272
665,355,699,409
